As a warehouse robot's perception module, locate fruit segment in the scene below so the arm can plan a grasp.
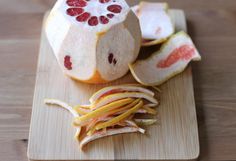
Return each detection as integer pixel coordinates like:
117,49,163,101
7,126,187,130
129,31,201,86
132,2,174,46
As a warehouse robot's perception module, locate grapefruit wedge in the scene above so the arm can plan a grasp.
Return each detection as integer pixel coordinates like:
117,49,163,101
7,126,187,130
132,2,174,46
129,31,201,86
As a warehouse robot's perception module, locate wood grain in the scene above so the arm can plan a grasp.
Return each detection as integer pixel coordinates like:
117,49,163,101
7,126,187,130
0,0,236,161
27,10,199,161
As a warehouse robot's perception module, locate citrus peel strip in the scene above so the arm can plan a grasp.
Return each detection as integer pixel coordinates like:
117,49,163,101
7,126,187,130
95,100,143,131
74,98,134,126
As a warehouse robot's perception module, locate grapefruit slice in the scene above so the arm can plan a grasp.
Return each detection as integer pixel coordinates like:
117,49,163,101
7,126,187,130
132,2,174,46
89,84,155,103
129,31,201,86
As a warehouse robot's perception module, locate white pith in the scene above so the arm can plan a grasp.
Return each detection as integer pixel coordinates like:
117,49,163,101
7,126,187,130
92,92,158,109
80,127,143,148
132,2,174,40
89,85,155,103
45,0,141,83
130,32,201,86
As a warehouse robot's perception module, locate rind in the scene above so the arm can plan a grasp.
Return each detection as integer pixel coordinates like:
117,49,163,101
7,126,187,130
89,85,155,103
92,92,158,109
80,127,142,149
129,31,201,86
132,2,174,44
69,70,108,84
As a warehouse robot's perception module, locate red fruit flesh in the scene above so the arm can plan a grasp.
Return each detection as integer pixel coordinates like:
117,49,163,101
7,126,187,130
88,16,99,26
113,59,117,65
107,13,114,18
107,5,122,13
66,8,84,16
64,56,72,70
66,0,87,7
99,0,111,3
108,53,114,64
157,45,195,68
100,16,109,24
76,12,91,22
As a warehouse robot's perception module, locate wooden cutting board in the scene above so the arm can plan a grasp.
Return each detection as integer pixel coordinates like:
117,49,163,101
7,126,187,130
27,9,199,161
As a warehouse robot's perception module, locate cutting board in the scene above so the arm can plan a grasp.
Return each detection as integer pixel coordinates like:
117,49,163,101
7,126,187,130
27,9,199,161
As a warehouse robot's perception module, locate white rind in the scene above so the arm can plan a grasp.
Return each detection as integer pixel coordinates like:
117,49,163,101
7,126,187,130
129,31,201,86
80,127,143,148
89,85,155,103
92,92,158,109
132,2,174,41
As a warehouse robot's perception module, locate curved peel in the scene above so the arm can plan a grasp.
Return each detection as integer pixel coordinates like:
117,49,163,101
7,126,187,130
132,2,174,46
80,127,144,149
89,85,155,103
44,99,81,138
129,31,201,86
44,98,78,117
91,92,158,109
95,100,143,131
74,98,134,126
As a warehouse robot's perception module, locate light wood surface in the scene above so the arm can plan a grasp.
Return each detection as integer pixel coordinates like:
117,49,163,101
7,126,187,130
1,1,236,161
27,10,199,160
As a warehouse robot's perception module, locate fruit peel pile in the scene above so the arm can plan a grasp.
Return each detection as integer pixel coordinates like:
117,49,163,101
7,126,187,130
45,84,159,149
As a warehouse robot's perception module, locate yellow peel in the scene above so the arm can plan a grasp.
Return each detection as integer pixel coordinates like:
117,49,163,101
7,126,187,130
142,106,157,115
89,85,155,103
152,86,162,93
95,100,143,131
91,92,158,109
73,106,89,115
74,98,134,126
142,38,168,46
86,100,140,136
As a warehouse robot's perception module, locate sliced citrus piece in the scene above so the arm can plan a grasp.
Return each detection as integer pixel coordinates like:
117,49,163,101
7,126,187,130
80,127,145,149
129,31,201,86
89,85,155,103
132,2,174,46
91,92,158,109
